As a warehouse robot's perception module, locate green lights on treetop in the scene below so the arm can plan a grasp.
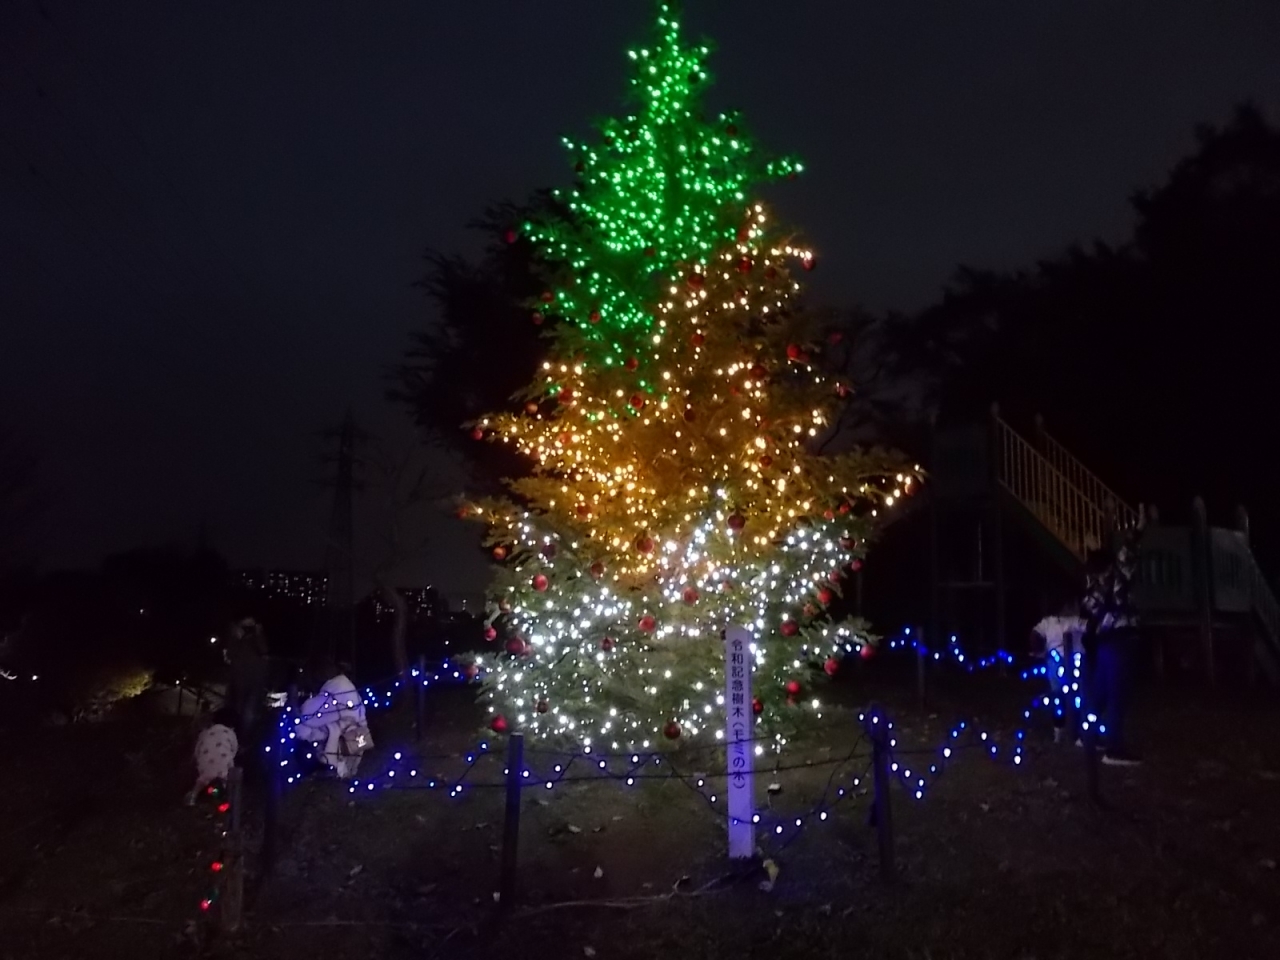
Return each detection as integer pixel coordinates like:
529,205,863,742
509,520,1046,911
523,1,802,358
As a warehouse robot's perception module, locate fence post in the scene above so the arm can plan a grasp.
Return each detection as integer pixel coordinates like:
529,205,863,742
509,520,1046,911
1062,634,1077,740
415,653,427,742
915,630,927,711
498,732,524,911
866,709,895,882
222,767,245,934
261,682,297,878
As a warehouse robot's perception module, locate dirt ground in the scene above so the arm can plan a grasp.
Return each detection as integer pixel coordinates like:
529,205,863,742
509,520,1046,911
2,664,1279,960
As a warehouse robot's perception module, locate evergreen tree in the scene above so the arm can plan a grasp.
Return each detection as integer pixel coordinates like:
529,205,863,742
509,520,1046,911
464,2,913,752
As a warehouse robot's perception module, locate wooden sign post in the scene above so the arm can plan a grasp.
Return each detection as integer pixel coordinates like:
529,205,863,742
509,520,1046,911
724,626,755,860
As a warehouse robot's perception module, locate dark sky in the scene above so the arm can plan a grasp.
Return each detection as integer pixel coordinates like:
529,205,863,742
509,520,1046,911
2,1,1278,594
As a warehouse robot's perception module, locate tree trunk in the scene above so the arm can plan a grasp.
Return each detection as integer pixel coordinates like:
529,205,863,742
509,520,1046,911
381,581,410,676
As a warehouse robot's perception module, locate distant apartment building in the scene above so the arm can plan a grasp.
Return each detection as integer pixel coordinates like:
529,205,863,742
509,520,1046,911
235,569,328,606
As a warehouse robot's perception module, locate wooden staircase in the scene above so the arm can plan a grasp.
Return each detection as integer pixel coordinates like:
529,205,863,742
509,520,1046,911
988,413,1280,686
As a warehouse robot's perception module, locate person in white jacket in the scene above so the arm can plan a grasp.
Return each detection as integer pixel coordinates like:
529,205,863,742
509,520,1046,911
293,673,373,779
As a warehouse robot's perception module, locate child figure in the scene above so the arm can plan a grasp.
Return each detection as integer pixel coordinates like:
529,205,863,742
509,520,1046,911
293,673,374,779
186,709,239,805
1031,604,1086,743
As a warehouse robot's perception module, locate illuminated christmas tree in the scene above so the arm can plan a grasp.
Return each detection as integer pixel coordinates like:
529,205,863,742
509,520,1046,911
465,2,914,752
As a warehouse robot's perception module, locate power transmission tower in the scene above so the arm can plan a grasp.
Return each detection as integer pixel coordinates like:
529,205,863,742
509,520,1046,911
318,411,365,672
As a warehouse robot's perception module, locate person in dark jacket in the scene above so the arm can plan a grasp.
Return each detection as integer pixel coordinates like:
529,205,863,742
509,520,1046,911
1080,509,1145,766
224,617,269,749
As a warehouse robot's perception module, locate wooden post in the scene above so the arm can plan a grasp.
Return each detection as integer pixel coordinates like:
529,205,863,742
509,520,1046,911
1062,632,1076,739
222,767,245,934
1083,712,1102,810
928,412,941,651
988,405,1007,657
261,682,297,878
498,733,524,911
415,653,427,742
915,629,927,710
1192,497,1215,686
866,710,895,882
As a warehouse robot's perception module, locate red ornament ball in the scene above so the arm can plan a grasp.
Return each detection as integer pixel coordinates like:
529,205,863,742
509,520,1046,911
576,504,590,518
840,536,856,550
532,574,549,592
643,246,656,257
490,715,509,733
505,228,518,244
836,383,851,399
540,291,555,304
737,256,753,274
686,272,704,289
749,363,768,380
838,502,851,515
531,311,544,326
802,256,816,272
759,454,773,468
728,513,746,532
683,406,696,423
629,393,645,411
590,562,605,579
785,679,802,696
764,265,778,280
751,697,764,715
823,509,835,520
828,569,843,584
824,657,840,677
638,615,657,633
851,559,863,572
525,402,539,415
588,310,601,324
803,603,818,618
541,541,557,558
682,587,699,605
635,535,654,554
601,636,615,652
817,588,834,606
470,427,485,441
780,620,799,637
860,643,876,661
464,663,480,680
484,626,497,641
690,332,705,347
663,721,682,740
625,356,639,371
505,637,526,657
492,545,507,561
786,343,802,361
536,700,548,714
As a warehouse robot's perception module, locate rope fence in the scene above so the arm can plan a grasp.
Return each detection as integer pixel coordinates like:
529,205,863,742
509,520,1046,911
184,624,1105,936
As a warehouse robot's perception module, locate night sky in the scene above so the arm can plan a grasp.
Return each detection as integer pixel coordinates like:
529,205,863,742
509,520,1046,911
2,1,1278,594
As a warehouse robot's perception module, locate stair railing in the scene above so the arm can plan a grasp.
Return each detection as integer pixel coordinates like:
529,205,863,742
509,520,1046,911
992,416,1108,561
1034,417,1139,532
1244,550,1280,653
